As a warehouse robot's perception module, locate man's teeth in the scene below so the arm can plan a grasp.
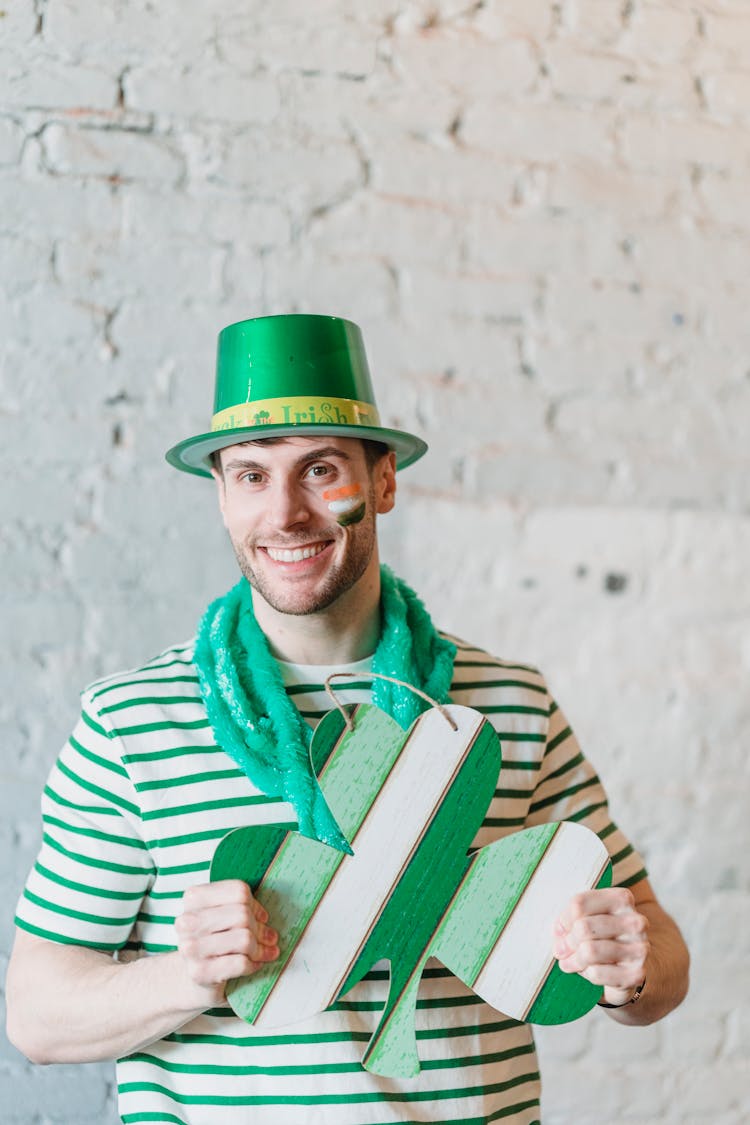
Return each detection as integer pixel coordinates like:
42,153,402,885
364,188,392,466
266,543,327,563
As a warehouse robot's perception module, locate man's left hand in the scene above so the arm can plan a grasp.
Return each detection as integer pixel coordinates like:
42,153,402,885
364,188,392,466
553,886,649,1006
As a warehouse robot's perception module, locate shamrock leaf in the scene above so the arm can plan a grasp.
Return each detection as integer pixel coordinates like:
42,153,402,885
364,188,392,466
211,703,611,1077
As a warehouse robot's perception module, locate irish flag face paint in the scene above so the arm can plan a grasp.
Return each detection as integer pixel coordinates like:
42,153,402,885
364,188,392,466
323,483,366,526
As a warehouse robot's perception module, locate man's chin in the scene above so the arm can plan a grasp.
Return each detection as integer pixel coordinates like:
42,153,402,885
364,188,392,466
239,569,351,618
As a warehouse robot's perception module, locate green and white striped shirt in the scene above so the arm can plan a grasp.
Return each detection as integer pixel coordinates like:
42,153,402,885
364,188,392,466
16,635,646,1125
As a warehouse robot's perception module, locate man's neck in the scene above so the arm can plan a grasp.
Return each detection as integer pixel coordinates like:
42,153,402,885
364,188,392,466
250,563,382,666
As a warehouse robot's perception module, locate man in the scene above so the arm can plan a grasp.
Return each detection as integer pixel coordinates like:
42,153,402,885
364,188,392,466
7,314,689,1124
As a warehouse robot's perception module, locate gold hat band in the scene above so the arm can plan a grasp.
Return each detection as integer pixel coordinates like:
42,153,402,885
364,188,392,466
211,396,382,433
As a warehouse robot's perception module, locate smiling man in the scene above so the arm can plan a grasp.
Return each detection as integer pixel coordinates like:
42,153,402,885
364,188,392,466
6,314,689,1125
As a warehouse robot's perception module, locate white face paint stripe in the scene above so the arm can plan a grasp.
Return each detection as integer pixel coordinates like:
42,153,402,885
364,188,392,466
328,496,362,515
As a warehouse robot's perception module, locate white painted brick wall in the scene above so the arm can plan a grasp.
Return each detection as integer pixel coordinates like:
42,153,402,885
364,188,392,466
2,1,748,1122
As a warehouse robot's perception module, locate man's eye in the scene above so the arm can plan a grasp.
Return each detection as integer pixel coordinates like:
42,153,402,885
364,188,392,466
241,472,263,484
308,464,331,478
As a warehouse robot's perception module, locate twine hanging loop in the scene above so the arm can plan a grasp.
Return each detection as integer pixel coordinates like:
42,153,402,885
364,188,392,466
324,671,458,733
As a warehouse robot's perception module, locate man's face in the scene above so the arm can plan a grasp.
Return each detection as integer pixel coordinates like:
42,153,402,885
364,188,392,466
213,436,396,617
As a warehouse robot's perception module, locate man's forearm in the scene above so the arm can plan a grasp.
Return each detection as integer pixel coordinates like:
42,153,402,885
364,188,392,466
7,882,278,1065
6,933,215,1064
601,897,690,1026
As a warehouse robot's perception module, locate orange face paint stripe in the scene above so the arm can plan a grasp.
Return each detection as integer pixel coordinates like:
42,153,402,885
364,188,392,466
322,483,363,501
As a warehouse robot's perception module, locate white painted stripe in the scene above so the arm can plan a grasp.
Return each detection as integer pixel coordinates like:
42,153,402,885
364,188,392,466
255,705,486,1027
472,822,609,1020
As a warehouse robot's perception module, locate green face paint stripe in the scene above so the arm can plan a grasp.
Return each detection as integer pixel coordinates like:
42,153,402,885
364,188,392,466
334,500,366,526
431,823,559,986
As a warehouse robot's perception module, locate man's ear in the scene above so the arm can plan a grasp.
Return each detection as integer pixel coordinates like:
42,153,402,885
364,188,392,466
374,451,397,515
210,465,228,526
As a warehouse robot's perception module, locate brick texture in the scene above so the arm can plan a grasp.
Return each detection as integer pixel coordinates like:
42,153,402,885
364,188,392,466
2,2,747,1122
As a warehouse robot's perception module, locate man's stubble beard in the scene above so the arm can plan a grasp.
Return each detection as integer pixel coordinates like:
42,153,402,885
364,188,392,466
230,489,378,617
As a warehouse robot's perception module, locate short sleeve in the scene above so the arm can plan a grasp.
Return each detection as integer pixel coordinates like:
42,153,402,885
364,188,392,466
15,690,155,950
525,698,648,889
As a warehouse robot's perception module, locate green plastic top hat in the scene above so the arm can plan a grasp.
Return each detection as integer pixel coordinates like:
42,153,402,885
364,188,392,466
166,314,427,478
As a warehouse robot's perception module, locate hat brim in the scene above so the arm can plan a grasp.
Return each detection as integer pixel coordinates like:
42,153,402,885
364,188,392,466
165,423,428,478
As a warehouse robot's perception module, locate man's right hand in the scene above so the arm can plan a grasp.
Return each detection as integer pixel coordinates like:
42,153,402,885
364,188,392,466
174,879,280,1005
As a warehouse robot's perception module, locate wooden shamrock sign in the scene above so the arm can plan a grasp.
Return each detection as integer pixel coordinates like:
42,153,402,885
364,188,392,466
210,701,611,1077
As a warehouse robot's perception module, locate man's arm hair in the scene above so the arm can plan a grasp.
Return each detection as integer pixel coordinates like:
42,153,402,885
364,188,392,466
6,880,278,1064
5,929,209,1064
602,877,690,1026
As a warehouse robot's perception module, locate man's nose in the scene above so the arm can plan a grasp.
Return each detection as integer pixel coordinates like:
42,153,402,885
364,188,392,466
267,479,311,530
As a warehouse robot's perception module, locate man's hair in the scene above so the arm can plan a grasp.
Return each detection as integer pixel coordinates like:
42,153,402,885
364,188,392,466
211,438,389,475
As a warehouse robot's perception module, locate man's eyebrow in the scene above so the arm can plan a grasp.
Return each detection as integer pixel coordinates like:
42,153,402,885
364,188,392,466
294,446,353,465
221,457,266,473
221,446,353,474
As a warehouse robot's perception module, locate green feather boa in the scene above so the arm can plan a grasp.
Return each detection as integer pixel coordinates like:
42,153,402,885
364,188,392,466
193,565,456,850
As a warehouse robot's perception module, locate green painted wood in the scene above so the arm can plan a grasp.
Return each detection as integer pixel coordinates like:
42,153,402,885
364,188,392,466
431,824,559,986
210,704,425,1024
526,865,613,1024
210,700,613,1076
344,717,501,1075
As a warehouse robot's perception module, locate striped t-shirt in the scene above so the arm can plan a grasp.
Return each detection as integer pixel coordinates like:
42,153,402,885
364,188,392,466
15,635,646,1125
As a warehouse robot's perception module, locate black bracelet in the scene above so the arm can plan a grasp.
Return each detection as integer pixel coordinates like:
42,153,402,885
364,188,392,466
597,978,646,1009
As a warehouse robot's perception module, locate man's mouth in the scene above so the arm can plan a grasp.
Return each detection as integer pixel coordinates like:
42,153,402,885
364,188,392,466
263,542,330,563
